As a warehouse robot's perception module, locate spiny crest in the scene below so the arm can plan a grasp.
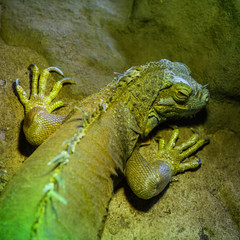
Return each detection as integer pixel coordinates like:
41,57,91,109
74,64,144,132
32,64,145,230
30,65,143,237
39,64,145,183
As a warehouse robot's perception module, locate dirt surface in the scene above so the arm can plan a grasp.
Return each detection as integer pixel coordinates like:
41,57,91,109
0,37,76,189
102,126,240,240
0,0,239,239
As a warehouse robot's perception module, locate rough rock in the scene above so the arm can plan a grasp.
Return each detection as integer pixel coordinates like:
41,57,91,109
1,0,240,132
1,0,131,96
0,0,239,239
102,127,240,240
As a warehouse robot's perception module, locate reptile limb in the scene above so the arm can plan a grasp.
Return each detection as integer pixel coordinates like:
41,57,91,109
16,64,74,145
0,59,210,240
125,128,209,199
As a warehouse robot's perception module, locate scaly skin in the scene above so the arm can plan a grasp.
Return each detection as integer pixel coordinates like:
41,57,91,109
0,59,209,239
125,128,209,199
16,64,74,145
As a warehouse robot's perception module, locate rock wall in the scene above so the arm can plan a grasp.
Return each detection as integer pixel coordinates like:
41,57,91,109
1,0,240,132
0,0,132,95
0,0,239,239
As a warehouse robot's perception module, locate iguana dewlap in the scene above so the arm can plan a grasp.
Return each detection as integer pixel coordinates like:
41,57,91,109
0,59,209,240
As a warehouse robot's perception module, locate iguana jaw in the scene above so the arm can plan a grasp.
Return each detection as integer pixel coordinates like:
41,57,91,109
143,82,209,137
154,76,209,117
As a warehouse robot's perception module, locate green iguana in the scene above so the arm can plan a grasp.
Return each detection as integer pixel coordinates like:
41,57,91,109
0,59,209,240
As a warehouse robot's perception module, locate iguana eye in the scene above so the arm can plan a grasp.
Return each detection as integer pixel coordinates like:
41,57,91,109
174,89,190,102
172,83,192,103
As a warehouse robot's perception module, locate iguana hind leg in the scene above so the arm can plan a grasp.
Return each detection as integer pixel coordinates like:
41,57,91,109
125,128,209,199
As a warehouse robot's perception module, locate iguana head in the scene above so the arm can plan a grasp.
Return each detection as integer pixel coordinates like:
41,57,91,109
143,59,209,136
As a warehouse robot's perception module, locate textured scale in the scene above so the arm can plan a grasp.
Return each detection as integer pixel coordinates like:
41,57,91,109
125,149,172,199
0,59,209,240
23,107,66,145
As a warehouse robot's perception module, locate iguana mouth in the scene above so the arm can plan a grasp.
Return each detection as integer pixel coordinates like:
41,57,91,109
154,83,209,120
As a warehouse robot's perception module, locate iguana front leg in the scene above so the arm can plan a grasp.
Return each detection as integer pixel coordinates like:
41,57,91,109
125,129,209,199
16,64,74,145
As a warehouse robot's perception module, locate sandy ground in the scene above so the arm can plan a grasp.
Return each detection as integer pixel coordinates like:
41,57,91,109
0,0,240,239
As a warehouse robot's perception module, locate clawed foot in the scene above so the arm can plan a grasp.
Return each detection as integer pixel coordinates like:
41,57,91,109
16,64,74,114
15,64,74,145
156,128,209,176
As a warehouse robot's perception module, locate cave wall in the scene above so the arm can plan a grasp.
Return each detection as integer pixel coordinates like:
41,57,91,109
0,0,240,239
1,0,240,133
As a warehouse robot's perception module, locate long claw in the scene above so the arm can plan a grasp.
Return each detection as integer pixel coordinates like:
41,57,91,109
46,67,64,77
59,78,75,84
196,155,202,165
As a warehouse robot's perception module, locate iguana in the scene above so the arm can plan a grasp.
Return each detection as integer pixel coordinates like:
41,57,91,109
0,59,209,240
